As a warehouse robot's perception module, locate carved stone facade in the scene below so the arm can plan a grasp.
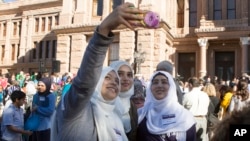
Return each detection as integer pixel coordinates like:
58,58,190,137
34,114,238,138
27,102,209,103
0,0,249,81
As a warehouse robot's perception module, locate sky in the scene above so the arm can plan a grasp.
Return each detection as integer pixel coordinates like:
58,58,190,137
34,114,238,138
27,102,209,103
3,0,17,3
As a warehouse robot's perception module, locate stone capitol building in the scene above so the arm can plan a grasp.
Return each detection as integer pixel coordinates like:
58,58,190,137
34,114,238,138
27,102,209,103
0,0,250,81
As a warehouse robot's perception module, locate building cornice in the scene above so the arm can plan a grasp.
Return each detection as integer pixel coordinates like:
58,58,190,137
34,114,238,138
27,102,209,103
52,21,172,35
0,0,62,15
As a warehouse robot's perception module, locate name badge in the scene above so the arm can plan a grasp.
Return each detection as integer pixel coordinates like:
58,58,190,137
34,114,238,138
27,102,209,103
39,96,45,101
161,114,176,126
114,128,123,141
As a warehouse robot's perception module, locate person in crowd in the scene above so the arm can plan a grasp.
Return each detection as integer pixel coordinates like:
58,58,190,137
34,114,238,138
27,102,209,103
61,76,72,98
137,71,196,141
4,80,21,109
183,77,210,141
210,102,250,141
0,85,5,138
110,60,138,141
30,77,56,141
228,79,250,113
156,60,183,104
16,71,25,88
202,83,220,138
1,90,32,141
130,79,145,109
51,3,145,141
219,85,233,119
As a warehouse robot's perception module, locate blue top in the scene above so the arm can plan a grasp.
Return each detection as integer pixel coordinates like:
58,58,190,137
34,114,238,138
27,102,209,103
32,92,56,131
1,104,24,141
61,83,71,97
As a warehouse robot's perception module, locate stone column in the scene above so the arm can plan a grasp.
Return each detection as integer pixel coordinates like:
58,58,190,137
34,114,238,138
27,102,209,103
73,0,87,24
197,38,208,78
57,35,71,73
70,34,87,73
154,28,167,62
19,16,28,63
183,0,189,33
102,0,110,19
4,20,12,64
25,15,34,63
0,23,3,39
119,31,135,62
137,29,155,79
60,0,73,25
240,37,249,74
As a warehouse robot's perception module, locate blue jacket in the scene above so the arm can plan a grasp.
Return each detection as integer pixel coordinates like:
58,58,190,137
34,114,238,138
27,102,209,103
32,92,56,131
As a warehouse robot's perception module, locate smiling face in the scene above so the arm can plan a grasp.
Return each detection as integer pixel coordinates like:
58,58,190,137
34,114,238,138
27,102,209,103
150,74,170,100
101,71,120,101
117,65,133,92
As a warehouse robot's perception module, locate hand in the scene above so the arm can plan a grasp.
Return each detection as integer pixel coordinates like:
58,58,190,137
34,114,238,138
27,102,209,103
31,105,37,112
98,2,146,36
25,130,33,136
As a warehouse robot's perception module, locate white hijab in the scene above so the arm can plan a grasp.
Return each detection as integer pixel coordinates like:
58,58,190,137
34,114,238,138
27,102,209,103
110,61,134,133
90,67,128,141
138,71,195,135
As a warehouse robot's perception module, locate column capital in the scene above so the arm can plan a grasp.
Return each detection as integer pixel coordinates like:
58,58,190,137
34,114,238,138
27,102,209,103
197,38,209,48
240,37,250,45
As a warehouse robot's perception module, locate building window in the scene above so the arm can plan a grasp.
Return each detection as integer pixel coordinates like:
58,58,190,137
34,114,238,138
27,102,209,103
46,41,50,58
3,23,6,36
189,0,197,27
17,44,20,60
11,44,15,61
227,0,235,19
177,0,184,28
39,41,43,59
1,45,5,62
35,18,39,32
214,0,222,20
108,43,119,64
41,17,45,32
48,17,52,31
55,16,59,25
19,22,21,36
93,0,103,16
33,42,37,60
111,0,122,10
52,40,57,58
13,22,17,36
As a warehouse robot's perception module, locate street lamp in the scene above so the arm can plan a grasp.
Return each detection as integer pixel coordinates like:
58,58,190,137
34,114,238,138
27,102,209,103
134,50,146,74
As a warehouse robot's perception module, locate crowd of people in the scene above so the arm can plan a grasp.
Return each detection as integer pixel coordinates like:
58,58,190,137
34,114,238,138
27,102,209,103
0,2,250,141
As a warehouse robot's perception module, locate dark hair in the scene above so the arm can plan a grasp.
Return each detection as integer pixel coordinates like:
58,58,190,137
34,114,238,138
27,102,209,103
236,79,249,101
188,77,200,87
152,72,167,82
10,90,26,102
219,85,232,100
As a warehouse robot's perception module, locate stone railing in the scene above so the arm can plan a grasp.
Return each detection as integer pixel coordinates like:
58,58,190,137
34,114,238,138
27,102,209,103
200,18,248,28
